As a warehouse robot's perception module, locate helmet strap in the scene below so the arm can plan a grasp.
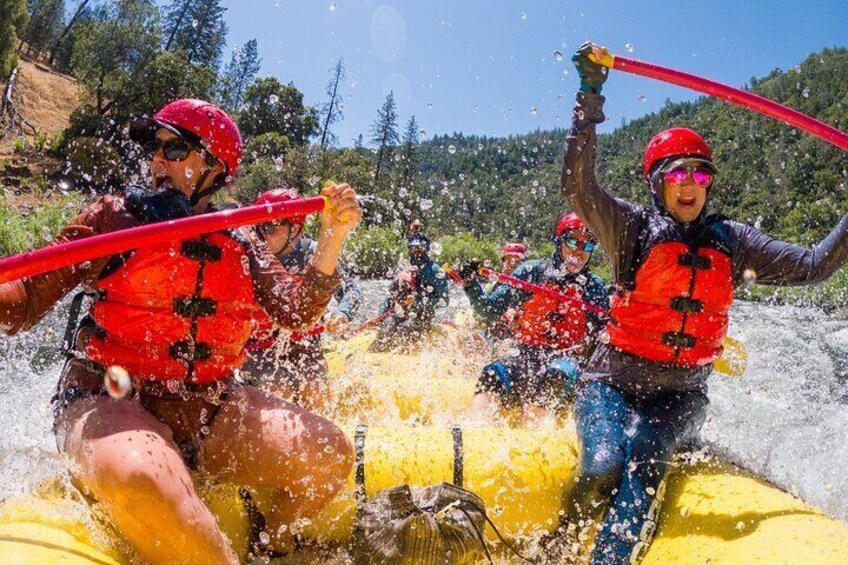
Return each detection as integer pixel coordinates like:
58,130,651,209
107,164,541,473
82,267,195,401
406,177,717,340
189,169,227,207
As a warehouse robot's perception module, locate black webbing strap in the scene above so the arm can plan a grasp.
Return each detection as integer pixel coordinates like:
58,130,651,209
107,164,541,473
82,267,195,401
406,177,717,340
354,424,368,517
452,425,464,488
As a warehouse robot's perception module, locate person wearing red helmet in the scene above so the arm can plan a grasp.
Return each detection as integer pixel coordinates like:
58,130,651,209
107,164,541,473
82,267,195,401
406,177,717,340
0,99,362,563
458,212,608,418
243,188,362,408
500,242,528,275
546,42,848,564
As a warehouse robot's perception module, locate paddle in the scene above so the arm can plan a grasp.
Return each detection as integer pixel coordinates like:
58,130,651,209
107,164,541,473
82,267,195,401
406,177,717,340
587,50,848,152
0,195,328,285
444,264,607,315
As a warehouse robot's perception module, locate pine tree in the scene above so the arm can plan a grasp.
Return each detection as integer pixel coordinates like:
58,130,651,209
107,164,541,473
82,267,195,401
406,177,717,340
48,0,92,65
162,0,227,70
318,58,345,152
369,91,399,189
218,38,260,112
1,0,28,77
398,115,420,190
21,0,64,58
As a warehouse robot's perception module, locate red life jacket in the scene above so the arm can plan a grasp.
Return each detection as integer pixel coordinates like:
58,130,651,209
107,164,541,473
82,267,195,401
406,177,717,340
85,233,261,384
607,215,734,366
515,283,590,351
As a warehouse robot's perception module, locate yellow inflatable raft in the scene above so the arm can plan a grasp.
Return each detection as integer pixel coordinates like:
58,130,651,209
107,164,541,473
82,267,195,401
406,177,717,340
1,328,846,563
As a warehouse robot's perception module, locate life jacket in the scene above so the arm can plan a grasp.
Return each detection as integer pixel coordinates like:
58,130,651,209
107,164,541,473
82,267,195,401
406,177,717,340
81,188,261,384
513,262,591,351
607,211,734,366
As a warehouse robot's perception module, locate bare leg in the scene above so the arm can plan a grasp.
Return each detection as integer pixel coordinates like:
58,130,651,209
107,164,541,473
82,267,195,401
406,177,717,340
58,397,238,565
199,385,353,549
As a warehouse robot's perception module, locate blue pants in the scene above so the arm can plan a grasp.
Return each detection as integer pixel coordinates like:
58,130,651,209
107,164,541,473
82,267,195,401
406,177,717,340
567,381,708,564
477,346,580,408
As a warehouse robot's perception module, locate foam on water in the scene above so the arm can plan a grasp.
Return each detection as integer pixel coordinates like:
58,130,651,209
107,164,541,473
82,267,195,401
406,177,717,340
1,284,847,526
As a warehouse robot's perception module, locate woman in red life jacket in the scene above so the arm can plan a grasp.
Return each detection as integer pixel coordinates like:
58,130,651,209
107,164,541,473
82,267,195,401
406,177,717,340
459,213,609,420
546,42,848,564
0,99,361,564
243,188,362,409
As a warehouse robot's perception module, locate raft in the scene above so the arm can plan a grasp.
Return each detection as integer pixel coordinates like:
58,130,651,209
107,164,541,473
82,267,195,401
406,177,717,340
2,328,848,564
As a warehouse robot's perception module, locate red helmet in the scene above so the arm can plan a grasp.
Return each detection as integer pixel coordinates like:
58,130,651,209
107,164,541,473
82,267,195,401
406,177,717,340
642,127,715,180
555,212,589,237
132,99,243,175
502,243,528,259
254,188,307,225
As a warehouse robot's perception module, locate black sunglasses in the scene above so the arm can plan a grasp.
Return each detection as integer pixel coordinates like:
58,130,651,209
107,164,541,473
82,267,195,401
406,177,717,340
259,220,300,236
143,138,194,162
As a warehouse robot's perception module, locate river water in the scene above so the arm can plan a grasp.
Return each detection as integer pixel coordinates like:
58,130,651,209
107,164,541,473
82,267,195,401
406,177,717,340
1,280,847,525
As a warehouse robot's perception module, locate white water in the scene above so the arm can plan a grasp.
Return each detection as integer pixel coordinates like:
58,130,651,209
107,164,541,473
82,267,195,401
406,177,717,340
1,283,847,524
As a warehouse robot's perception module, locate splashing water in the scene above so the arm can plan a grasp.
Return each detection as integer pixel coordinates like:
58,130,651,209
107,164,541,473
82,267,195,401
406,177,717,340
2,288,847,529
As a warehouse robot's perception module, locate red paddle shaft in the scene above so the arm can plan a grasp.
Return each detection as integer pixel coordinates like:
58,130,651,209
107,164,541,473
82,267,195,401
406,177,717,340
593,52,848,152
0,196,327,285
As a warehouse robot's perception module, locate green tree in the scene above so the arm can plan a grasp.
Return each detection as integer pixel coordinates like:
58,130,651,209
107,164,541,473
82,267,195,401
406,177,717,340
162,0,227,70
218,38,261,112
69,0,161,112
238,77,318,146
369,91,399,189
0,0,28,77
48,0,92,66
318,58,345,152
20,0,63,58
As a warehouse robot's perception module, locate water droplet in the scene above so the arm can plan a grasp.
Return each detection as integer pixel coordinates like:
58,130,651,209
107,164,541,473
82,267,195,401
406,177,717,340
419,198,434,210
637,95,647,103
802,87,810,98
553,50,564,62
329,1,336,11
41,227,52,241
427,102,433,110
418,127,427,136
530,106,538,116
258,531,271,545
269,94,279,105
184,167,194,179
520,12,527,20
625,43,634,53
191,18,199,28
273,156,284,172
743,268,757,285
447,145,457,154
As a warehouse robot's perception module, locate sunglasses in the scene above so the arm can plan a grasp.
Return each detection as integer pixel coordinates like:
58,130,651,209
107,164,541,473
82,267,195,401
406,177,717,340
663,167,714,188
562,236,596,253
143,138,194,162
259,220,301,236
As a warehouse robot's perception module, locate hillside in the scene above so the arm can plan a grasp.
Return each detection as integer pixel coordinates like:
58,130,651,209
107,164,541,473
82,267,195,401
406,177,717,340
0,58,81,156
415,48,848,247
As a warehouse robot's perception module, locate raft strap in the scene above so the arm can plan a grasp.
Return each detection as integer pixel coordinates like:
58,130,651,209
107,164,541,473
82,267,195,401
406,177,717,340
452,425,464,488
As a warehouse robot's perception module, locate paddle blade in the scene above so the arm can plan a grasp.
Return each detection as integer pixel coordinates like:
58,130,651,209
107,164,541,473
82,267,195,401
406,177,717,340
715,336,747,377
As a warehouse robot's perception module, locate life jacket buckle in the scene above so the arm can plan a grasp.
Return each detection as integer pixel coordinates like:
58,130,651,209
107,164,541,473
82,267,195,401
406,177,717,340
170,340,213,362
181,240,222,262
174,297,218,318
662,331,696,349
678,253,711,270
670,296,704,314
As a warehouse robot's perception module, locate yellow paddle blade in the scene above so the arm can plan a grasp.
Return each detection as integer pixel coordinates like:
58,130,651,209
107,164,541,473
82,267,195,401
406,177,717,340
715,336,747,377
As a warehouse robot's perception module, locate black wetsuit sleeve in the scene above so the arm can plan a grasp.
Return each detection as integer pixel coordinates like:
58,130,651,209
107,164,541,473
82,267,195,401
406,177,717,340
732,214,848,286
561,91,643,278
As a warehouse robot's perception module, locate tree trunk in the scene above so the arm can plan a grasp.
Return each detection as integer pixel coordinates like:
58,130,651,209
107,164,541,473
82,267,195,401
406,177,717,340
165,0,193,51
48,0,92,65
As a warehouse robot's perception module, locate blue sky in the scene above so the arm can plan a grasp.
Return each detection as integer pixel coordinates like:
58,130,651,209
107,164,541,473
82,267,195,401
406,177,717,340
222,0,848,144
